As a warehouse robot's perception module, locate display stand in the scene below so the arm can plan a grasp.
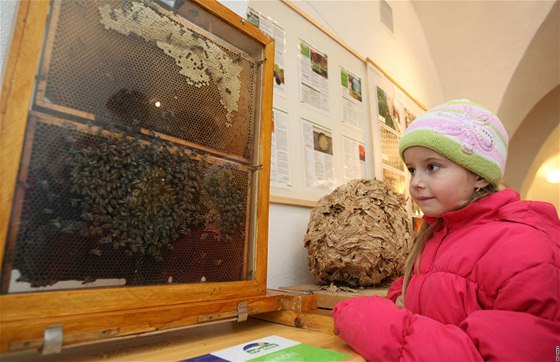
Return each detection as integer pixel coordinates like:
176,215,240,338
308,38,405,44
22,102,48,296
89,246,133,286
253,284,388,335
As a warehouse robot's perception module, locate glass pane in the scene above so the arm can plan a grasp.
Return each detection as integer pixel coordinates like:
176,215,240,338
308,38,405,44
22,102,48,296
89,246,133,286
1,0,264,293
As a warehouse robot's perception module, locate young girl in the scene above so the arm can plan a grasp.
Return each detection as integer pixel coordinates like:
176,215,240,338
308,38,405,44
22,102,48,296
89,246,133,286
333,99,560,361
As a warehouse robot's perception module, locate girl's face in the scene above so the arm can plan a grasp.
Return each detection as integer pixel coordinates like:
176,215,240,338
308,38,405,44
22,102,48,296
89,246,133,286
403,146,489,218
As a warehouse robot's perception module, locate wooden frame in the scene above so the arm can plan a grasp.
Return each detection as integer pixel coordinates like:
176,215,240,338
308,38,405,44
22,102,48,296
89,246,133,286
0,0,276,353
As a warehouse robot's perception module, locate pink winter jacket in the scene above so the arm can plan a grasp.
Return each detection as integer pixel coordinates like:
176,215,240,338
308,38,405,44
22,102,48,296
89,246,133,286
333,189,560,361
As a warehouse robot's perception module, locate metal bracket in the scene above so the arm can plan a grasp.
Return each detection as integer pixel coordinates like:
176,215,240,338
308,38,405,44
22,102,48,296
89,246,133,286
237,301,248,322
42,324,63,355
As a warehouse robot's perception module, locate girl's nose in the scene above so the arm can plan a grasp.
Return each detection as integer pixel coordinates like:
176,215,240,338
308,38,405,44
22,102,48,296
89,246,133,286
410,175,425,189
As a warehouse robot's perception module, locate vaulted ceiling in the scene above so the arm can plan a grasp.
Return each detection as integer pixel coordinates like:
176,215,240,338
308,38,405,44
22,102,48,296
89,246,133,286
412,0,559,209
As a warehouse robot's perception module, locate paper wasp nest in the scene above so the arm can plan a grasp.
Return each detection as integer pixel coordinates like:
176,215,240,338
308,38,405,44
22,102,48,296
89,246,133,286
304,179,412,287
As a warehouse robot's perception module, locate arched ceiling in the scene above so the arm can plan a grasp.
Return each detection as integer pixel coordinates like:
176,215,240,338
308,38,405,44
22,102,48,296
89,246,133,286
412,0,559,210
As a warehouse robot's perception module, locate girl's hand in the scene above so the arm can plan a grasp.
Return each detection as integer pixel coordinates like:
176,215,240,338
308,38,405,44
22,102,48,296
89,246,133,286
395,295,404,308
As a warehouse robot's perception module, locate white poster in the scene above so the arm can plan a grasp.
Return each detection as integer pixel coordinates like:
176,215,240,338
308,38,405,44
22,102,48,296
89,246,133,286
270,108,291,189
377,85,406,171
299,41,329,113
302,119,335,191
247,8,286,97
340,67,364,130
343,136,366,181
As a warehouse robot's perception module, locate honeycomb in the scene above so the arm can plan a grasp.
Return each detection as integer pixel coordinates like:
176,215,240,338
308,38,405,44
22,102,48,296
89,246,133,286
37,0,257,159
1,0,262,293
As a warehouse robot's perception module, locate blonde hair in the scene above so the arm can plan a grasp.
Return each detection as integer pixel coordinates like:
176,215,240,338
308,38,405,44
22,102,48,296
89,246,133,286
402,184,500,297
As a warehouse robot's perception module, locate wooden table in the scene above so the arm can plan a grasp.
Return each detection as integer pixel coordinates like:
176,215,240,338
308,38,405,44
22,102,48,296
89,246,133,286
1,318,364,361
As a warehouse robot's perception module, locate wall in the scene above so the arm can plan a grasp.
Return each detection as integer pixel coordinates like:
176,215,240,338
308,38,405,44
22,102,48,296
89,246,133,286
0,0,442,289
290,1,443,108
0,0,18,80
247,0,442,288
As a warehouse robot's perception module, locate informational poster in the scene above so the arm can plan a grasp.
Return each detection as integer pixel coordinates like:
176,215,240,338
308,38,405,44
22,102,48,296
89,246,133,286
377,85,406,172
302,118,335,191
299,41,329,113
270,108,291,189
367,61,425,214
377,85,402,133
343,136,366,181
247,8,286,97
340,67,364,129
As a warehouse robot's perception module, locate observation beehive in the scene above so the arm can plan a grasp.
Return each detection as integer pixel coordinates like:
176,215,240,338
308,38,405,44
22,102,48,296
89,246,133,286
0,0,275,353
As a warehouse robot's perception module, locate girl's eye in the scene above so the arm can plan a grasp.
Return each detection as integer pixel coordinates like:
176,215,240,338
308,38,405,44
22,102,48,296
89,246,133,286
427,163,440,172
407,167,415,175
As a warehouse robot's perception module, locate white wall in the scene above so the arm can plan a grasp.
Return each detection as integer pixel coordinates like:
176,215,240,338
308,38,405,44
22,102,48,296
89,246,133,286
0,0,442,289
0,0,18,81
288,0,443,109
259,0,442,288
267,204,319,289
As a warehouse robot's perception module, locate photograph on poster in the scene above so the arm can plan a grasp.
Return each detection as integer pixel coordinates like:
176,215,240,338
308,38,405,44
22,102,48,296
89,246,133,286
302,119,335,191
349,74,362,102
377,86,400,133
340,67,362,102
313,131,333,155
343,136,366,181
310,49,328,78
340,67,365,129
299,41,330,113
359,144,366,161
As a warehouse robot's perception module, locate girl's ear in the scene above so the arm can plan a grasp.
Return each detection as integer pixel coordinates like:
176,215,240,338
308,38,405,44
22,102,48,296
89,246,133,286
475,177,490,189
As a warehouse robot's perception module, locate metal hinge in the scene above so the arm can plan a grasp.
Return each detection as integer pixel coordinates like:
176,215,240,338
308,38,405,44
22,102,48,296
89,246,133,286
42,324,63,355
237,301,248,322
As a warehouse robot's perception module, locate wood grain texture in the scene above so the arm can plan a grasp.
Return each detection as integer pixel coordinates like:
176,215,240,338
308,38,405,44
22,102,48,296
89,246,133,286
280,284,389,309
1,318,364,362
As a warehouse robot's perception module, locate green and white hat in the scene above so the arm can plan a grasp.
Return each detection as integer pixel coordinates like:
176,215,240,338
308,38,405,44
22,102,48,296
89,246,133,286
399,99,508,186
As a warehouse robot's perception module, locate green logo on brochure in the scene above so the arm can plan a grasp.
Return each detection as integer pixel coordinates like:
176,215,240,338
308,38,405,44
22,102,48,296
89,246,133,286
243,342,280,354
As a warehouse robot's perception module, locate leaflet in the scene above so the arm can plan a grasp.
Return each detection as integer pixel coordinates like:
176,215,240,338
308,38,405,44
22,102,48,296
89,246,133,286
179,335,350,362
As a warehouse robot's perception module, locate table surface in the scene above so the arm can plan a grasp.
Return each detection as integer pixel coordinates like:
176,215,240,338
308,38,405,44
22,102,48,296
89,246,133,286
2,318,364,361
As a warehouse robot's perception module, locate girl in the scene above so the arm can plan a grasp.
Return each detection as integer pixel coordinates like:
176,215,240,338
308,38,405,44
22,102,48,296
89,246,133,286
333,99,560,361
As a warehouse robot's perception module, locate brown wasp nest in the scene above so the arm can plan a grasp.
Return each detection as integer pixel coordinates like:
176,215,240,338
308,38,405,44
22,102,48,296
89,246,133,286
304,179,412,287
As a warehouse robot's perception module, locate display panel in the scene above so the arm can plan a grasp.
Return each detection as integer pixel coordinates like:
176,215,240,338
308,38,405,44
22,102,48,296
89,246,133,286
2,0,266,293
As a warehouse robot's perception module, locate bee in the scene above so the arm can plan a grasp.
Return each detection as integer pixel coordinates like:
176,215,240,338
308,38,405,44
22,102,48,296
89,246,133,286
89,249,102,256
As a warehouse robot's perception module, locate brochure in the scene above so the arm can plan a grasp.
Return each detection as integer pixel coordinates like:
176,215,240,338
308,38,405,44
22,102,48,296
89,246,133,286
178,335,350,362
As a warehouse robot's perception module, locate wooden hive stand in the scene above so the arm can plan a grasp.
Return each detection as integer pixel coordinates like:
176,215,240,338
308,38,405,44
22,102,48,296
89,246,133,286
254,284,389,334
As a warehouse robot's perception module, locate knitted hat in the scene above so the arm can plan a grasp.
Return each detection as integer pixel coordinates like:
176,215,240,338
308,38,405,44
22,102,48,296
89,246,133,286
399,99,508,186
